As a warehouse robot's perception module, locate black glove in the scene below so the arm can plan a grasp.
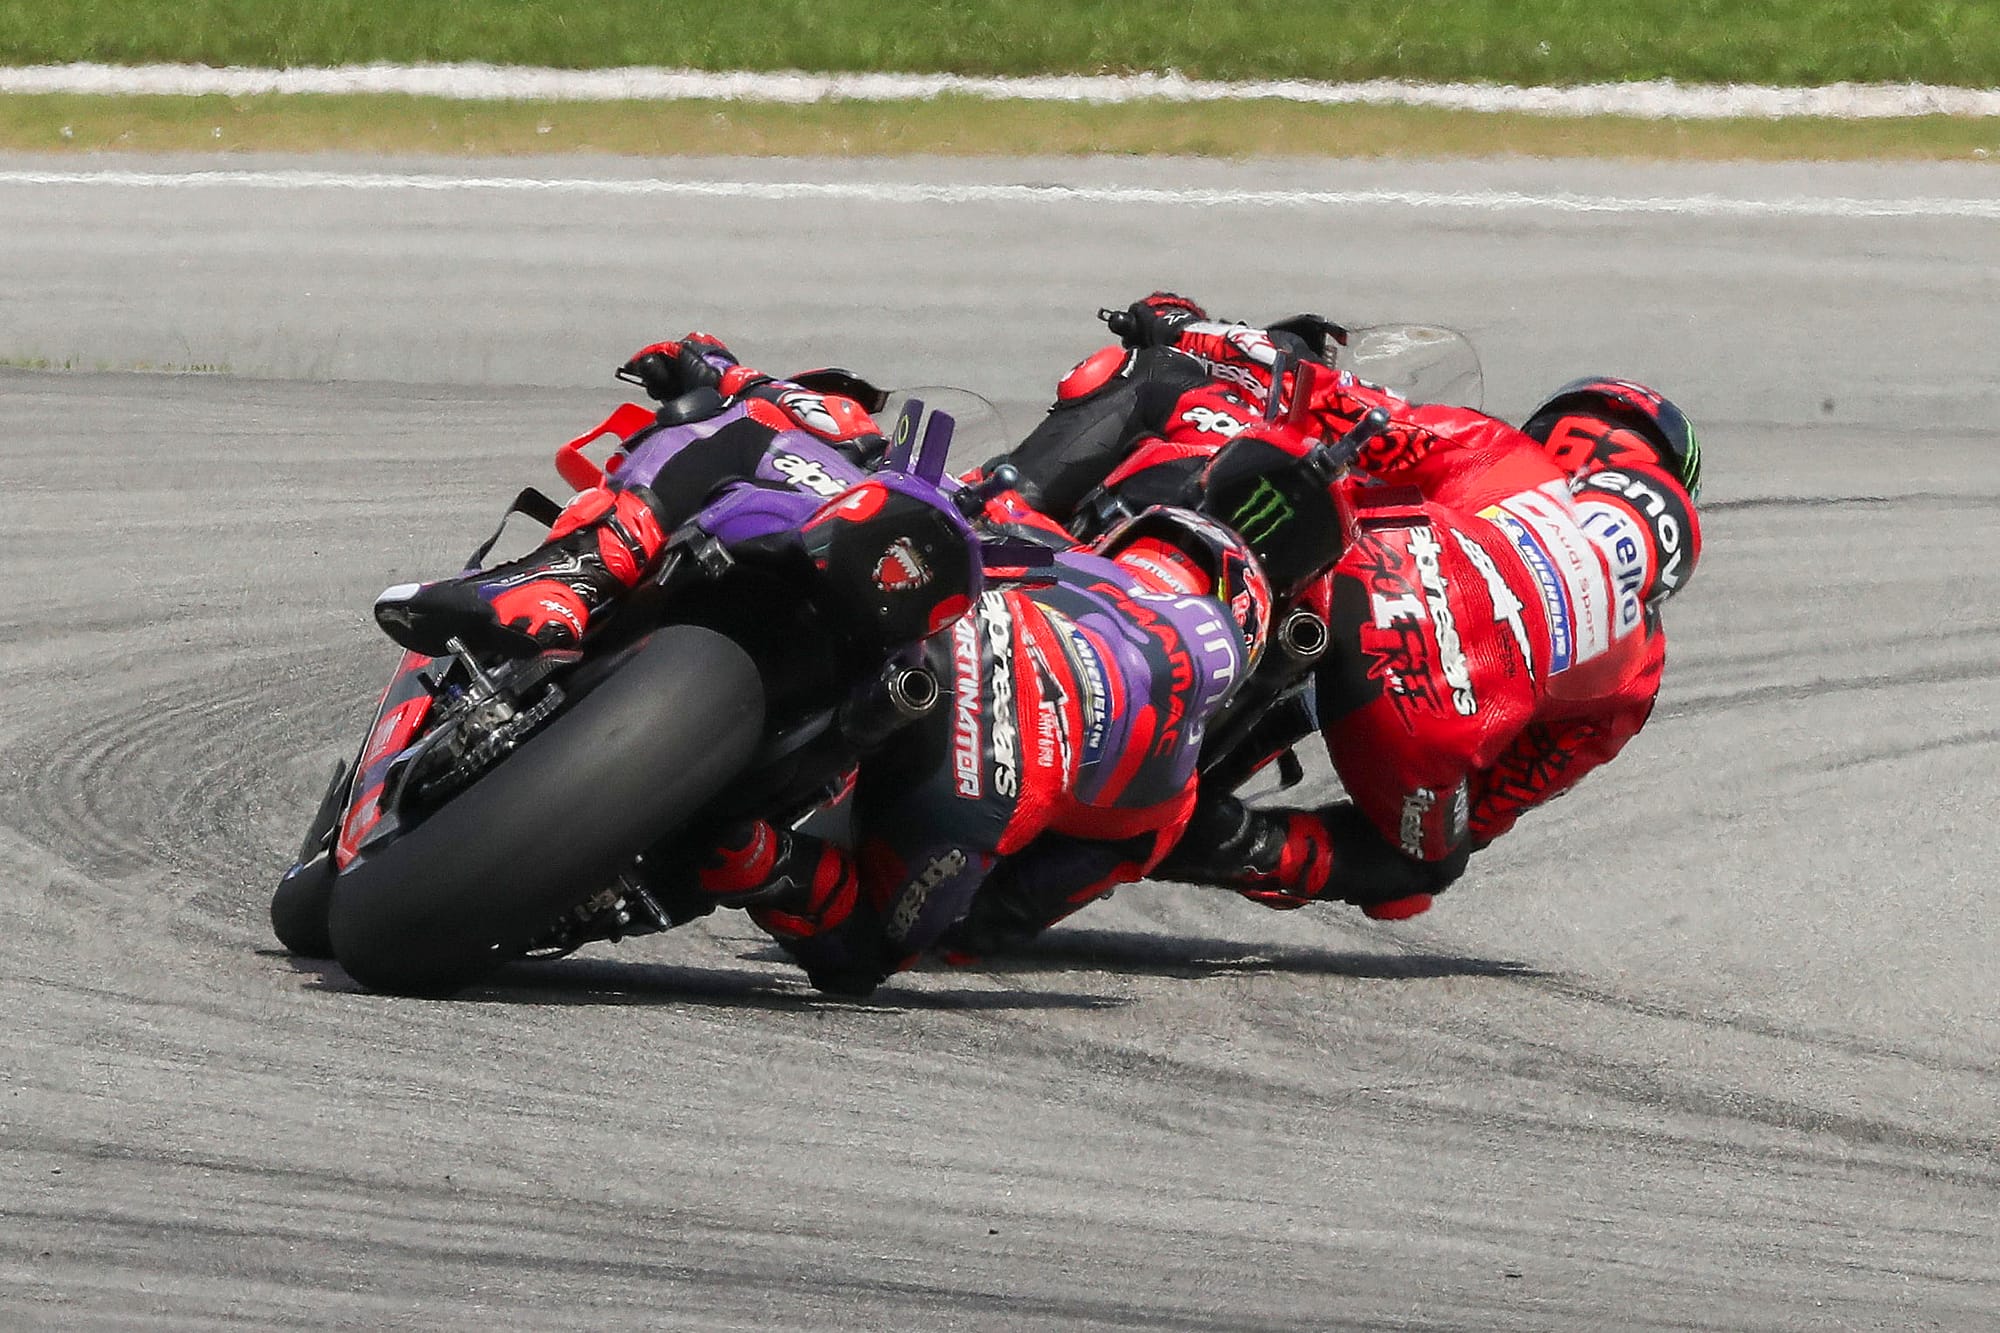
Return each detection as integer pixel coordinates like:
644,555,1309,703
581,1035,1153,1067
617,337,734,405
1103,291,1209,348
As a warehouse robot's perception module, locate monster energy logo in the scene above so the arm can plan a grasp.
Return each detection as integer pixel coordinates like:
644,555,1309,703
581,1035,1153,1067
1230,478,1294,545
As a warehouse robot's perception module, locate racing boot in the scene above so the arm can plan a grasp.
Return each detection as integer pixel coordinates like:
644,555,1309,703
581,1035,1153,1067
696,818,862,940
373,484,669,658
702,818,905,996
1154,793,1439,919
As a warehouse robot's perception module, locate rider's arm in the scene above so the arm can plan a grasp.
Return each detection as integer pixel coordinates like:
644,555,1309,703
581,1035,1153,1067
1467,645,1664,845
988,344,1217,520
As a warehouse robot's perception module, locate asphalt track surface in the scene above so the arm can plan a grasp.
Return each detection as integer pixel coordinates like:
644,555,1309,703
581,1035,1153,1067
2,153,1996,1330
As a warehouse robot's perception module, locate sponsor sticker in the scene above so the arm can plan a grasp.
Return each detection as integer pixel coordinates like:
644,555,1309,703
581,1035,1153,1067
1230,476,1295,546
1179,404,1247,436
770,449,849,498
1575,499,1648,640
1581,468,1692,599
1494,483,1613,664
872,537,933,592
1484,507,1574,673
950,617,982,797
1052,616,1111,765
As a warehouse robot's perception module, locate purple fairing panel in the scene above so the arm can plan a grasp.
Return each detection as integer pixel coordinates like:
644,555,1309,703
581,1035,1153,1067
618,404,875,499
609,402,889,545
693,483,820,546
610,403,755,490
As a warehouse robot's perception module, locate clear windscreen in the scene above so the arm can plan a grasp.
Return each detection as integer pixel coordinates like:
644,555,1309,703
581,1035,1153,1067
1340,324,1484,410
875,386,1015,476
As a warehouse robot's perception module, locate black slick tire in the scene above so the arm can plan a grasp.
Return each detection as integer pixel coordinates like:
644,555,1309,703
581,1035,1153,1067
327,626,763,996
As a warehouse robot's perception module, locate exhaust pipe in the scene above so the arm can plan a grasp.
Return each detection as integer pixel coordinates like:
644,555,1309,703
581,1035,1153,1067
842,664,941,750
1277,609,1329,664
883,666,940,718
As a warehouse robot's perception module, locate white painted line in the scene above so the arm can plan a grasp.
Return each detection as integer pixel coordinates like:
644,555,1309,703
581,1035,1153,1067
2,62,1999,120
1,167,1996,220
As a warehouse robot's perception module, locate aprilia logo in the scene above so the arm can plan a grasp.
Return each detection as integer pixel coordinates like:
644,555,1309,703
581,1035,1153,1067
771,451,847,498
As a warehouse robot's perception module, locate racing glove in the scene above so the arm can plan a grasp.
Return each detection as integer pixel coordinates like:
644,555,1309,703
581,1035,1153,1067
1109,292,1211,348
617,333,749,404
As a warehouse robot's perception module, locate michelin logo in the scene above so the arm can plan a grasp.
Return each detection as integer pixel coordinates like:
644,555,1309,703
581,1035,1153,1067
1486,508,1574,674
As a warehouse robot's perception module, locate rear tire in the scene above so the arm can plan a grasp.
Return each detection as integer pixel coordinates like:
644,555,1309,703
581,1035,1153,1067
327,626,764,996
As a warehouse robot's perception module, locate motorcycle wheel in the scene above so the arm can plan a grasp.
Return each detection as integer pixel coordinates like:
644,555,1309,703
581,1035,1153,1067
271,855,338,959
268,759,352,959
327,625,764,996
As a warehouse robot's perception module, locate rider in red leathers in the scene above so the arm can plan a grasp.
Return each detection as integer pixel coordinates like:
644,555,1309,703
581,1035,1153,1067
952,295,1704,940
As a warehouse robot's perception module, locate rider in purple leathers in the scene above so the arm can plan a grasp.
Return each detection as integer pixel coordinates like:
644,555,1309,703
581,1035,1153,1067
699,500,1272,995
377,333,1301,996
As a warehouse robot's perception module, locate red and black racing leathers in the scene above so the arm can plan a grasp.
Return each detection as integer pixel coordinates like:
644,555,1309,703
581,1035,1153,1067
984,310,1696,920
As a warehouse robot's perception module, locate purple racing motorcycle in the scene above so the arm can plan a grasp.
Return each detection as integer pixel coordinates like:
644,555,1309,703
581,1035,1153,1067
271,369,1031,996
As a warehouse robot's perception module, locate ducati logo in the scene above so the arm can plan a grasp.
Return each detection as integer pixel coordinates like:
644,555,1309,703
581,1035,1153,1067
872,538,933,592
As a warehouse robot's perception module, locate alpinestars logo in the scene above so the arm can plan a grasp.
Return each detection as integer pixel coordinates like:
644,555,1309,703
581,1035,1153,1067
771,451,848,498
1452,531,1533,679
981,592,1020,798
1408,529,1477,717
1231,477,1293,545
889,848,967,941
776,390,841,438
1400,787,1435,857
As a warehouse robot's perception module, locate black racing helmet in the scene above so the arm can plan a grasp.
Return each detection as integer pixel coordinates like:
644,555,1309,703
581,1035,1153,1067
1522,377,1702,503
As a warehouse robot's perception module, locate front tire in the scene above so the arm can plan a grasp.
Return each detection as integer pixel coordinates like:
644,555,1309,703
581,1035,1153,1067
327,626,764,996
269,759,352,959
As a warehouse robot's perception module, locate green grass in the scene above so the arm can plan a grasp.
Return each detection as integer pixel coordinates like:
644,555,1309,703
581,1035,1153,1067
4,93,1995,161
5,1,2000,86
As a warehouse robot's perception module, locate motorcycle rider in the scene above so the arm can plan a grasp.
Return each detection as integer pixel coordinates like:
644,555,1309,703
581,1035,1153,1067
950,293,1704,942
374,331,1335,997
696,490,1290,996
374,333,891,658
